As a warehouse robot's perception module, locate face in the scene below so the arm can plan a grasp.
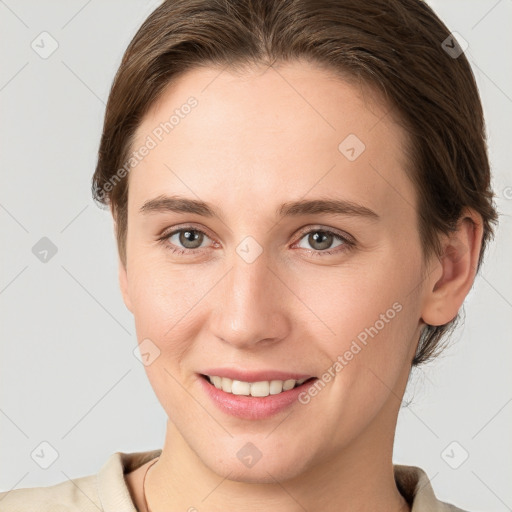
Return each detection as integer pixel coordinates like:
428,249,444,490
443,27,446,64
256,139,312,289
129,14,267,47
120,60,428,482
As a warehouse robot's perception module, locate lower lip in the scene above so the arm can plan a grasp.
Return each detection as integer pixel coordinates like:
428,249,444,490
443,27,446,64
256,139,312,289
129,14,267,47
198,375,318,420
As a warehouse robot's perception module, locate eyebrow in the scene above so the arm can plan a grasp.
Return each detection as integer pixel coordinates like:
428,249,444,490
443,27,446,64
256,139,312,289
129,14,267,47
139,195,379,220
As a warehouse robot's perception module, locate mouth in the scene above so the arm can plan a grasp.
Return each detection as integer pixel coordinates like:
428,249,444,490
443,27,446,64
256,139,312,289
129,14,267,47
200,373,317,398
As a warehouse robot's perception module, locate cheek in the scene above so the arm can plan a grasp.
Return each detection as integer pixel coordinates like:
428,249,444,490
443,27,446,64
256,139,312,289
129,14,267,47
126,260,208,408
297,255,420,338
127,253,208,337
298,252,423,386
294,265,421,444
126,259,209,418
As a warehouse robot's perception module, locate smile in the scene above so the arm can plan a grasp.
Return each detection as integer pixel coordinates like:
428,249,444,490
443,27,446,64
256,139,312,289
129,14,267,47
203,374,313,397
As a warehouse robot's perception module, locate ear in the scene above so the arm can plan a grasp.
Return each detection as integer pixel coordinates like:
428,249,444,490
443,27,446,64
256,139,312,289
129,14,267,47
110,204,133,313
118,256,133,313
420,208,484,326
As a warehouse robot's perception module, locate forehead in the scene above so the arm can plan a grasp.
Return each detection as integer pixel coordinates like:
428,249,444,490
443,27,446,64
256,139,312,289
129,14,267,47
128,60,414,219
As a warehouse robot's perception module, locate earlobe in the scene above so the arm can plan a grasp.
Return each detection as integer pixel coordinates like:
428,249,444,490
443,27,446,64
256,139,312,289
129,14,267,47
420,209,483,326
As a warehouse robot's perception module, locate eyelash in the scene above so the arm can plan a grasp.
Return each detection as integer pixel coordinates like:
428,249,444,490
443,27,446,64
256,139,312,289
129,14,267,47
157,225,355,258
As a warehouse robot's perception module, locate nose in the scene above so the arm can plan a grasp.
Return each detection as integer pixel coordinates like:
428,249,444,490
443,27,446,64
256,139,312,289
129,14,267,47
210,250,291,350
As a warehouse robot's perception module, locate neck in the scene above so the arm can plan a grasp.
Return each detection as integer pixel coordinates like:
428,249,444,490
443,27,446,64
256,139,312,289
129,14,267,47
145,406,410,512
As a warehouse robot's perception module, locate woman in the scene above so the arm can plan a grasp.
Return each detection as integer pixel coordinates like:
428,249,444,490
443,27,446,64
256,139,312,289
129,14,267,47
0,0,498,510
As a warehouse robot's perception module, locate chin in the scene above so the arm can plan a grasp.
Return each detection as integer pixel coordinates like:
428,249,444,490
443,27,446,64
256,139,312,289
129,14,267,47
201,444,313,484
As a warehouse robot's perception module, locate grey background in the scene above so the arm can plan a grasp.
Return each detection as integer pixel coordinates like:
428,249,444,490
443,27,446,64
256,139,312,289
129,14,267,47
1,0,511,510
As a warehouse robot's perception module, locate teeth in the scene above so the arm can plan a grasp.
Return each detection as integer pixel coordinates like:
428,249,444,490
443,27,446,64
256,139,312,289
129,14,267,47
282,379,296,391
210,375,222,389
269,380,284,395
231,380,251,395
206,375,310,397
249,381,269,397
221,377,232,393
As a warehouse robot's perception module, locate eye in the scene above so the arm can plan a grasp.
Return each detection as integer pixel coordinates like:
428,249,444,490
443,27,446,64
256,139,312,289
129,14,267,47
157,225,354,257
158,226,214,255
294,227,354,256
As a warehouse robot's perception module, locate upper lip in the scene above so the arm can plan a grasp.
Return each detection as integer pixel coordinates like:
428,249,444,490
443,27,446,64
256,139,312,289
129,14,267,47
199,368,315,383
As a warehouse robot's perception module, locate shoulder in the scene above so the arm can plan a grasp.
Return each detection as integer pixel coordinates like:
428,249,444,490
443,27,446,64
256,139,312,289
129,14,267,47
0,449,161,512
0,474,100,512
394,464,471,512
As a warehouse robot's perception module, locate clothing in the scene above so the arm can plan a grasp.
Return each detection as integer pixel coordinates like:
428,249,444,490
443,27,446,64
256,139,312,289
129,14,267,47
0,449,468,511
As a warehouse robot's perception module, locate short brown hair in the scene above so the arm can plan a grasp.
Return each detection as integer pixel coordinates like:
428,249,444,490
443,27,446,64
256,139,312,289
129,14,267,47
92,0,498,366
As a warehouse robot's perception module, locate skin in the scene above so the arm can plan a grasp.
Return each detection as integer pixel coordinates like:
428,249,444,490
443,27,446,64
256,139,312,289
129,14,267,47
117,60,483,512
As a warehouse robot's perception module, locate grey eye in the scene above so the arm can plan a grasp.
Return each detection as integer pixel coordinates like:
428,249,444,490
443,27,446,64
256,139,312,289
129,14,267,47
297,230,345,251
169,229,209,249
